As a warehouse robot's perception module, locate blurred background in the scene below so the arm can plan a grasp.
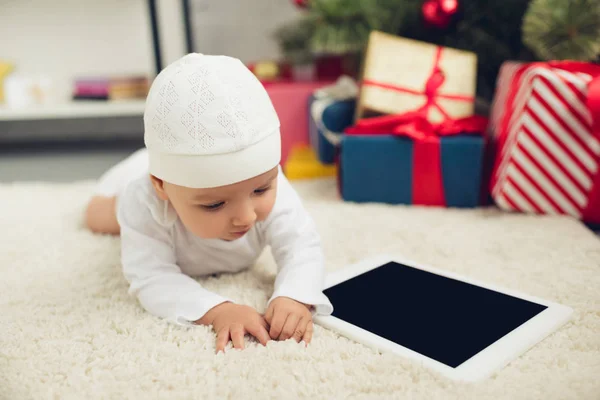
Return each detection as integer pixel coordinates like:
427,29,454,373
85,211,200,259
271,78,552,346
0,0,301,182
1,0,598,191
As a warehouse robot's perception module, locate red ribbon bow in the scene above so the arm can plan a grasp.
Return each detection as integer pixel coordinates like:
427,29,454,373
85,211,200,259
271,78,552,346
342,45,486,206
344,113,488,206
345,112,488,140
362,47,474,120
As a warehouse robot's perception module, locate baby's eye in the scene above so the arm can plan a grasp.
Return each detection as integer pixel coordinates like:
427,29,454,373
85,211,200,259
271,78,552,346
200,202,225,211
254,186,271,195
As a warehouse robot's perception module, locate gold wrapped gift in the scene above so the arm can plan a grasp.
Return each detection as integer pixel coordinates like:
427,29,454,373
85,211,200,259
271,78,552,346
356,31,477,123
0,61,14,104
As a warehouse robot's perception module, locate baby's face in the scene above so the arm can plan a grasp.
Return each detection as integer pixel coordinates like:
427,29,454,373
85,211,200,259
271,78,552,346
151,167,279,241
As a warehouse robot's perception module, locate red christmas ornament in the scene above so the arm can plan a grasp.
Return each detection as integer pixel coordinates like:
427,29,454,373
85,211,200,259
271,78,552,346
422,0,458,29
292,0,308,9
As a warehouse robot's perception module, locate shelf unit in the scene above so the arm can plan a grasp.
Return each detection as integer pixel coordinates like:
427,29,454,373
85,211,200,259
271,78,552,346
0,100,146,122
0,0,193,144
0,100,146,144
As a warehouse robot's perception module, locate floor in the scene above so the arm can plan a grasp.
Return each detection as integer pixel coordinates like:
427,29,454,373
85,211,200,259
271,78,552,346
0,140,143,183
3,176,599,399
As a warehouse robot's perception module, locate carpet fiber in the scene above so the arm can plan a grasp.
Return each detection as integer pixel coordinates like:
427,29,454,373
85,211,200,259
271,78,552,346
1,178,599,400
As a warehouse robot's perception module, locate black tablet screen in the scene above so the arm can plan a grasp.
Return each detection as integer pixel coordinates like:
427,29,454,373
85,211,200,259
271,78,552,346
323,262,547,368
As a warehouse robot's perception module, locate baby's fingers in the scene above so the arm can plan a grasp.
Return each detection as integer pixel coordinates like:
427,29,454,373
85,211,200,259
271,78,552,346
302,321,314,345
215,327,230,354
247,321,271,346
269,310,288,340
230,325,245,350
279,314,300,341
264,303,275,325
293,317,310,343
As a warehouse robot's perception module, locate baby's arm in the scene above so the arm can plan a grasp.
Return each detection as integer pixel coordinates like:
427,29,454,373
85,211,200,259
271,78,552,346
117,181,270,352
262,173,333,341
118,187,230,325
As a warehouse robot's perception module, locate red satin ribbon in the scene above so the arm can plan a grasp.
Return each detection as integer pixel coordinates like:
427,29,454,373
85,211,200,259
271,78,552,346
362,47,475,120
353,46,481,204
345,114,488,205
346,113,488,138
495,61,600,223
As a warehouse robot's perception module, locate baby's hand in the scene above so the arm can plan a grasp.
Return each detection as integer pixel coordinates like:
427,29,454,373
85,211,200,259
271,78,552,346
196,302,271,353
264,297,314,344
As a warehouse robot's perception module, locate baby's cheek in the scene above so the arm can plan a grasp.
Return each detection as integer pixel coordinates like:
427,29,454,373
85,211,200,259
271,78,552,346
180,210,223,239
256,193,277,221
200,215,228,237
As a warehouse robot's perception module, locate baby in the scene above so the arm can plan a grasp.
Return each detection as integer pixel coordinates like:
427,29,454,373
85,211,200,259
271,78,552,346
85,53,332,352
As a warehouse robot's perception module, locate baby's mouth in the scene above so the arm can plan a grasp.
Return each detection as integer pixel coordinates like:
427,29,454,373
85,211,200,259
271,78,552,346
230,227,251,236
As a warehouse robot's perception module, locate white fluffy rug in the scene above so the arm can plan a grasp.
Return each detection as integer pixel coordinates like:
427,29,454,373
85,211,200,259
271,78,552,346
1,178,599,400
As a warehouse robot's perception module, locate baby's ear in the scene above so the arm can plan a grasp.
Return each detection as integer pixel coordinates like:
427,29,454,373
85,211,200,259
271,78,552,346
149,175,169,201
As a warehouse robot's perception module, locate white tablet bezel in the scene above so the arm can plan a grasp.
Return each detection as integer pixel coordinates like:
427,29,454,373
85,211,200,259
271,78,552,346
313,254,573,382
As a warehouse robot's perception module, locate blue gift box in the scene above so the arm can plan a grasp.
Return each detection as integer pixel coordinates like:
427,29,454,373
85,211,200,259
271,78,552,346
308,94,356,164
339,134,485,207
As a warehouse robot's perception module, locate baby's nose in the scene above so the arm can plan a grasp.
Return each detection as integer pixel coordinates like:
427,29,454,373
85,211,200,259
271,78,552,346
233,206,257,227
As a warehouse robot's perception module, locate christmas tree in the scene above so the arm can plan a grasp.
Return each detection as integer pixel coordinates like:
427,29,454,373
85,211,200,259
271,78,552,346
276,0,414,63
397,0,535,102
276,0,600,104
522,0,600,62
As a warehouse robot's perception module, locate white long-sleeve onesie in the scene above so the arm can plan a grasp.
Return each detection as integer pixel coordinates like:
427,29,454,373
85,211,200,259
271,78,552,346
116,169,333,326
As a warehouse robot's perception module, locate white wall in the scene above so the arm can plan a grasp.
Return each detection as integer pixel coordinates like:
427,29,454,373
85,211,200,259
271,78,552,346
0,0,302,102
157,0,188,67
188,0,299,63
0,0,155,101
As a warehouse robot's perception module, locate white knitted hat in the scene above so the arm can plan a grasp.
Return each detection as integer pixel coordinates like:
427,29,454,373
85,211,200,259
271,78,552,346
144,53,281,188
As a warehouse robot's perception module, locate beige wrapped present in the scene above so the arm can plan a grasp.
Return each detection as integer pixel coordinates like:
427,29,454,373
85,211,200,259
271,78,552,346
356,31,477,123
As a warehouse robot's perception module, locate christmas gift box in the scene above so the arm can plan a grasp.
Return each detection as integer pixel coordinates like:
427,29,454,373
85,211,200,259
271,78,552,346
340,113,488,207
260,80,332,164
355,31,477,123
284,145,338,181
309,76,358,164
0,61,14,103
489,61,600,224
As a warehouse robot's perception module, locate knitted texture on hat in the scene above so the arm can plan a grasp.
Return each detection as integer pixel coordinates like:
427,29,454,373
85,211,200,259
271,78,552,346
144,53,280,157
142,54,281,188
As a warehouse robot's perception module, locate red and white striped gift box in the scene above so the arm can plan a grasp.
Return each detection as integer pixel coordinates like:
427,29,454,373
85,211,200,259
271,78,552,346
489,62,600,223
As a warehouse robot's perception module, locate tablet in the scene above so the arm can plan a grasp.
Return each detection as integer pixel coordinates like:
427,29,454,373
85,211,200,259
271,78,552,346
313,255,573,382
